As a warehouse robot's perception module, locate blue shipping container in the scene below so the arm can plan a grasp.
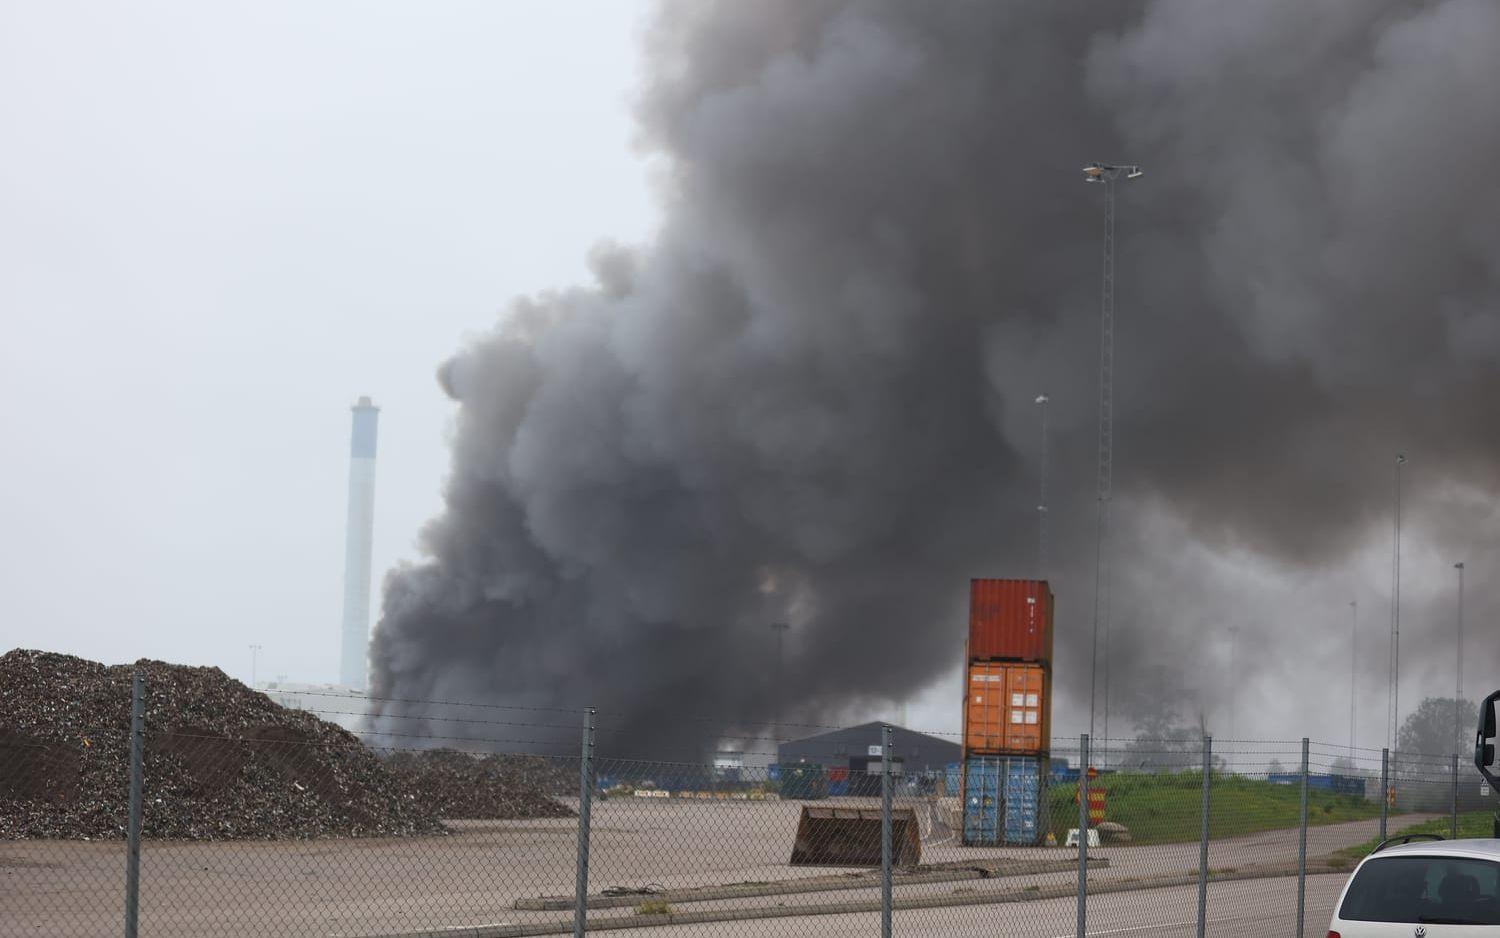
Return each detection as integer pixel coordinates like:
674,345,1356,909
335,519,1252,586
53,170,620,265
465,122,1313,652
1004,757,1045,845
964,755,1047,846
963,756,1002,845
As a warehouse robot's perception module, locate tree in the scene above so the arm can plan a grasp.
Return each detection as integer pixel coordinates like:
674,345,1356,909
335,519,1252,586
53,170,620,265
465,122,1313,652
1397,697,1471,759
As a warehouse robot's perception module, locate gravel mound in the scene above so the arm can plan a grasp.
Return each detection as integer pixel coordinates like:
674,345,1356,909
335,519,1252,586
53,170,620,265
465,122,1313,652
382,749,576,820
0,649,444,840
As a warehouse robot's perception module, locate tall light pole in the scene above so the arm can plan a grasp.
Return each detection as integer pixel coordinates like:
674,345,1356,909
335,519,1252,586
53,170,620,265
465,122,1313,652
1388,454,1405,754
1228,625,1240,741
1036,393,1050,580
1082,162,1142,753
1349,601,1358,760
1454,561,1465,750
249,644,263,688
771,622,790,748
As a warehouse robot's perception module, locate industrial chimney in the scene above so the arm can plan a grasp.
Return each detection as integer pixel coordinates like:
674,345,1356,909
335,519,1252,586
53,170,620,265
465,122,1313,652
339,396,380,691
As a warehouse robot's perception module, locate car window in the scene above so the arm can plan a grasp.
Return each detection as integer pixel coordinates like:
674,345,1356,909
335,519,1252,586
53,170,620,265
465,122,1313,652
1341,856,1500,925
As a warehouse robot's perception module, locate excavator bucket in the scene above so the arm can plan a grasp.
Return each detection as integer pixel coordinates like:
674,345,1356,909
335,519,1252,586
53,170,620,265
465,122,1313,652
789,806,922,867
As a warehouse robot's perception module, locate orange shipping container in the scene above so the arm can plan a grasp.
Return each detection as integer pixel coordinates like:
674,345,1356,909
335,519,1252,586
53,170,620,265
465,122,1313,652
968,579,1053,662
963,661,1050,754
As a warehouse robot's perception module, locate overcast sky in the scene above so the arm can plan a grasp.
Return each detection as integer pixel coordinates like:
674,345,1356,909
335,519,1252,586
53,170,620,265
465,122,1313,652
0,2,657,687
4,3,1492,752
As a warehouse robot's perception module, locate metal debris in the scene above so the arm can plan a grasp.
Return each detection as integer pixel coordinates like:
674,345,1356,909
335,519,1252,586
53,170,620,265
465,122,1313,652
0,649,445,840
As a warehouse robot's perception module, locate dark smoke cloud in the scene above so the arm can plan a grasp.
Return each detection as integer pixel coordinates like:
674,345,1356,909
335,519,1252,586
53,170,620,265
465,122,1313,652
369,0,1500,757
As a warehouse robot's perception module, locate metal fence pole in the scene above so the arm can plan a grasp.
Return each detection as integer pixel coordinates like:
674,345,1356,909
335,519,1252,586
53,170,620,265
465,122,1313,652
1297,738,1309,938
124,671,144,938
574,708,595,938
881,724,893,938
1379,747,1389,841
1451,753,1460,840
1197,735,1211,938
1078,733,1089,938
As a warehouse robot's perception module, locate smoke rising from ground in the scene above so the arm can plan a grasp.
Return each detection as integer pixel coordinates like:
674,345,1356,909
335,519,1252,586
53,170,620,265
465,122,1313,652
369,0,1500,757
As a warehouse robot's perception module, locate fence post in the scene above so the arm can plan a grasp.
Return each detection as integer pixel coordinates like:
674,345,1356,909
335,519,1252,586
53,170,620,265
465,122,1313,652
1197,735,1211,938
1297,738,1309,938
1379,747,1389,842
881,724,893,938
1078,733,1089,938
124,671,144,938
574,708,595,938
1451,753,1460,840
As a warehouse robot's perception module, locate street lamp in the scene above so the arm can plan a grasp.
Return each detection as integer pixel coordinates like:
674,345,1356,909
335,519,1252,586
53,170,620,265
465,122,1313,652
1349,600,1358,760
1082,161,1143,754
771,622,791,748
1228,625,1240,741
249,644,263,688
1035,393,1050,581
1082,163,1144,183
1389,454,1405,754
1455,562,1465,749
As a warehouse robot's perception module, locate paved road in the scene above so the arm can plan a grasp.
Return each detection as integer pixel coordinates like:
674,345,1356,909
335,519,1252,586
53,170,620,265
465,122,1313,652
615,874,1348,938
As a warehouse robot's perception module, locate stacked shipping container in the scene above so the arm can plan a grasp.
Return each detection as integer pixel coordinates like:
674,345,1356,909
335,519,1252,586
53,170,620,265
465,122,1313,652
962,578,1053,846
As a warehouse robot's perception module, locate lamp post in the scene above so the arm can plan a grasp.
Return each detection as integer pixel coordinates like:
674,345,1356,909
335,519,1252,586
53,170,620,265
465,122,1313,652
1228,625,1240,741
1036,393,1050,580
1082,161,1143,752
249,644,262,688
1455,562,1465,750
1389,454,1405,754
1349,600,1357,760
771,622,790,748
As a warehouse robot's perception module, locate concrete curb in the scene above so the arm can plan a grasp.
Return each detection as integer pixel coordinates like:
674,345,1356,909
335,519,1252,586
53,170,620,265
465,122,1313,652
361,860,1350,938
514,856,1109,911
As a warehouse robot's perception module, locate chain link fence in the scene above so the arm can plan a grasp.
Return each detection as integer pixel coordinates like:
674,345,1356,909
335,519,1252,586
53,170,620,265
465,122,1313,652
3,676,1493,937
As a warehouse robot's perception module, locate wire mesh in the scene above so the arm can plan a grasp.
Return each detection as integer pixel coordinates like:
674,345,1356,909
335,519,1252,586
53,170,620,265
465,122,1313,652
5,685,1497,937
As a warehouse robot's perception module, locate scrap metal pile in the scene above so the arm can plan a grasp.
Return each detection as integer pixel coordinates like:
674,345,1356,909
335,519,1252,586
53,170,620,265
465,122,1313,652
381,749,576,820
0,649,443,840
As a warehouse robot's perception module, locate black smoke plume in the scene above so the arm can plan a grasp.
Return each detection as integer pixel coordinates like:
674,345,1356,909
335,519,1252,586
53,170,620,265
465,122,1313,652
369,0,1500,758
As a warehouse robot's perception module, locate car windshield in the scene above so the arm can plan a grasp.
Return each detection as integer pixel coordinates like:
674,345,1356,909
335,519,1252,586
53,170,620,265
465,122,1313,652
1341,855,1500,925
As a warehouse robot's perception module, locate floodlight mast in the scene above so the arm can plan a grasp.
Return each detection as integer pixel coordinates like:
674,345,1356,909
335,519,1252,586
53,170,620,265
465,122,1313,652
1082,162,1142,760
1036,393,1050,580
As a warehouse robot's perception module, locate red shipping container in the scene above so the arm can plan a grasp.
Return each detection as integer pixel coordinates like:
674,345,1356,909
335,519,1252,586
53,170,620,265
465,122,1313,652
968,578,1053,662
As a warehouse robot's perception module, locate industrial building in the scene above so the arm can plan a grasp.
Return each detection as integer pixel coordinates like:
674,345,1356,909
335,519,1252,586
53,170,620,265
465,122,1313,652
776,722,961,776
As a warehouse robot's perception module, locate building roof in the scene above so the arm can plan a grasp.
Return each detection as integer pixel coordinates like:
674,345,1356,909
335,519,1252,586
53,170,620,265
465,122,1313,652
776,721,962,771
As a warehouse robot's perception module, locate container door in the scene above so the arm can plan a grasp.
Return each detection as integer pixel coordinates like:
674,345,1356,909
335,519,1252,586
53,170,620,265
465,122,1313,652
1001,665,1047,753
963,756,1002,845
965,662,1006,751
1003,757,1044,844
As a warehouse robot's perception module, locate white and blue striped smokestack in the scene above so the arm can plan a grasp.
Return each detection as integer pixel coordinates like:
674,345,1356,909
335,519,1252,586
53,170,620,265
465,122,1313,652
339,396,379,691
